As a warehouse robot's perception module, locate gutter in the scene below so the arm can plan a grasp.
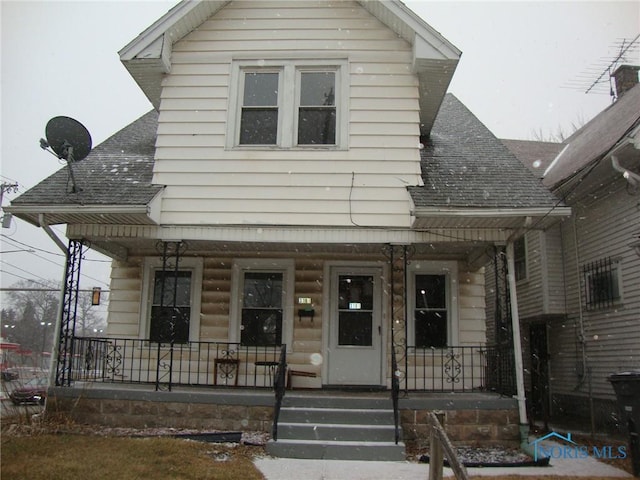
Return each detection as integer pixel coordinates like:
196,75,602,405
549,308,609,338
412,206,571,217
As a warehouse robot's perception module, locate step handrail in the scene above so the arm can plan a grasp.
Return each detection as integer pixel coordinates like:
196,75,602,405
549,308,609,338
271,344,287,441
427,412,469,480
391,346,400,444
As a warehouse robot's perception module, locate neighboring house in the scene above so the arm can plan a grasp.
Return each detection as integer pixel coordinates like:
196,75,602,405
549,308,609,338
7,0,568,454
499,66,640,432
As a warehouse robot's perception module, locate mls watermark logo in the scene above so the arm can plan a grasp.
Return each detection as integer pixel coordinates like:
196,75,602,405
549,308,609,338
530,432,627,462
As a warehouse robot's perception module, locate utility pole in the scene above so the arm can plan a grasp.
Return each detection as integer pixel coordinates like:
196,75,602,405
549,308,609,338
1,182,19,228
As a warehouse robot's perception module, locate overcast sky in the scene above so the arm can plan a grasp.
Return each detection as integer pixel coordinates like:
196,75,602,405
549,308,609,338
1,1,639,303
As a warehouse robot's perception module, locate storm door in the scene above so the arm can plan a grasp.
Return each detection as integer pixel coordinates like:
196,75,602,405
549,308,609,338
326,267,383,386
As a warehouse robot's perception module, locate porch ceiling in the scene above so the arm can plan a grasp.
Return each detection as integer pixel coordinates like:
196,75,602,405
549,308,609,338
68,224,499,267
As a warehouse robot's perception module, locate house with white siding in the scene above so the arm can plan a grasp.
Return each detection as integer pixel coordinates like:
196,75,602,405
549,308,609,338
500,67,640,433
7,0,570,459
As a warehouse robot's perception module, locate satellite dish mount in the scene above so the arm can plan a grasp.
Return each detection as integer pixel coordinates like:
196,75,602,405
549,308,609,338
40,116,92,193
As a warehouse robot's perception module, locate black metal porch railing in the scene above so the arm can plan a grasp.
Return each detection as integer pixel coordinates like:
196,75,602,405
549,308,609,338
404,345,516,396
68,337,515,395
391,345,401,444
71,337,284,389
272,344,287,441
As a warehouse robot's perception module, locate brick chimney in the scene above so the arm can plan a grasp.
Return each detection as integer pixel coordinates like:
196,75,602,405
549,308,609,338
612,64,640,98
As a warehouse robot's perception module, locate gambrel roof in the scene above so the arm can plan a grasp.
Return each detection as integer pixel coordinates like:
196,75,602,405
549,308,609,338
119,0,461,137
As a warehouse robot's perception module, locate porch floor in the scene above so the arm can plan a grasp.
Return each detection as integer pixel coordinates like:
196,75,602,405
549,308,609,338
50,381,517,411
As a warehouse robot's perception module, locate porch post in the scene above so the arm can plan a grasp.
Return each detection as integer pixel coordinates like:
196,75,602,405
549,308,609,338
54,239,86,386
505,241,529,439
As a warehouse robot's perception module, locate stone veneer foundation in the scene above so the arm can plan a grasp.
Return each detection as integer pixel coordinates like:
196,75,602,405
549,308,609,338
46,386,520,446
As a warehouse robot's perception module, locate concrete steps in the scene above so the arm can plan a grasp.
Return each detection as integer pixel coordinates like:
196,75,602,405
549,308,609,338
266,393,405,461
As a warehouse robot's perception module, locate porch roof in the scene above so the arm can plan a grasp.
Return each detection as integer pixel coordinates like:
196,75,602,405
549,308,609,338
6,111,163,227
408,95,570,230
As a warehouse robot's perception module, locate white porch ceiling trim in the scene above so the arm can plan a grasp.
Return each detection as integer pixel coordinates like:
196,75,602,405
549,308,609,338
68,224,510,245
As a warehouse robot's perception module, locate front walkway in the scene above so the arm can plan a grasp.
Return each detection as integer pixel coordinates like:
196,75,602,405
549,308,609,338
255,438,632,479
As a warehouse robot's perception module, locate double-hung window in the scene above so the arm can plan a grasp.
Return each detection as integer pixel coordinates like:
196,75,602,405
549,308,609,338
231,259,294,348
408,261,458,349
229,60,346,148
141,257,203,344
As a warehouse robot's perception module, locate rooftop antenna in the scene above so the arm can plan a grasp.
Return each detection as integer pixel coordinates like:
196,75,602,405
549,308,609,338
39,116,92,193
563,34,640,98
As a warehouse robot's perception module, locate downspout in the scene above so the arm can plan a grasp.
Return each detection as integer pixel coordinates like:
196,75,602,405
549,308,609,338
572,211,594,436
505,240,534,456
38,214,69,389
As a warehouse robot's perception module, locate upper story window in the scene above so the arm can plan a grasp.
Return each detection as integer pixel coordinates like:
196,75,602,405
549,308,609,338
583,257,622,310
229,60,346,149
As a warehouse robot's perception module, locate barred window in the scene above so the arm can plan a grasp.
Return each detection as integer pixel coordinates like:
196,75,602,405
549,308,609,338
583,257,621,310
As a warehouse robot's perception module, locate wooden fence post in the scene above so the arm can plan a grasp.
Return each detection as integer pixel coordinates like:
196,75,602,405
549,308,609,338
427,412,469,480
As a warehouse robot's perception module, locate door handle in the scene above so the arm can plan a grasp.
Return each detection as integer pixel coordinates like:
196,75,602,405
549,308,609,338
378,325,382,335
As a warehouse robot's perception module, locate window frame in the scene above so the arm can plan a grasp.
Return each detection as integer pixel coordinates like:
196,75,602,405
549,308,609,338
407,261,459,349
514,236,528,283
229,258,295,349
140,257,203,343
583,257,623,310
227,59,347,150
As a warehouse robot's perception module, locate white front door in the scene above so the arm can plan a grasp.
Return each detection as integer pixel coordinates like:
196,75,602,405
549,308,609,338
326,266,383,386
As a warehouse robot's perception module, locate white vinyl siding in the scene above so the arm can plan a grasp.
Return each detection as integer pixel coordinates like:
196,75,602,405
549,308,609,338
551,181,640,400
154,0,420,228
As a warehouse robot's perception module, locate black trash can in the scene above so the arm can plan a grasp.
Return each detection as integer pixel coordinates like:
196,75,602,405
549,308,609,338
608,371,640,476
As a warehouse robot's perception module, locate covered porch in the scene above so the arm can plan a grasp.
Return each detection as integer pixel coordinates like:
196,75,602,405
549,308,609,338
51,225,521,397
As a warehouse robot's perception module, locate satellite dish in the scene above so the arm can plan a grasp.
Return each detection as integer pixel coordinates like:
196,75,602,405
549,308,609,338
40,116,92,193
44,116,92,162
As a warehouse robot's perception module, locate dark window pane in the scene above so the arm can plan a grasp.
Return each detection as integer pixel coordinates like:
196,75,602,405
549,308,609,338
241,309,282,346
415,275,446,309
150,306,190,343
298,108,336,145
240,109,278,144
243,272,283,308
243,72,278,106
415,310,447,348
300,72,335,106
150,271,191,344
153,271,191,306
338,311,372,346
514,238,526,281
338,275,373,310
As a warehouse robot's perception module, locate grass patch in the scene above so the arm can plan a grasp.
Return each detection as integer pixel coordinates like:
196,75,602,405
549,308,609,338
1,435,265,480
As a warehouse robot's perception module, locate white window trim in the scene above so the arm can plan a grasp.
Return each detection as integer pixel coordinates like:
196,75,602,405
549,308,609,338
407,260,459,349
229,258,295,349
227,59,348,150
140,256,204,342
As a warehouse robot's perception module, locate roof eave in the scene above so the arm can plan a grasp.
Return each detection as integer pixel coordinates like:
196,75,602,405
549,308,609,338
411,206,571,230
120,0,461,129
5,204,160,228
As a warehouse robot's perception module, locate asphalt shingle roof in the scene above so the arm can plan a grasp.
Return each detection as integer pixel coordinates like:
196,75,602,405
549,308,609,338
500,139,564,178
543,82,640,188
12,110,162,207
409,94,562,209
